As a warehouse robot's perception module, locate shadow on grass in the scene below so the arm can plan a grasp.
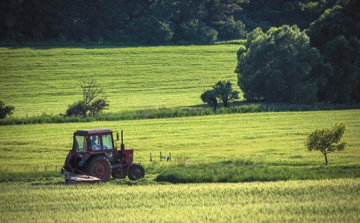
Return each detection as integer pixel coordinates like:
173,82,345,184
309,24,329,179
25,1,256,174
186,101,247,109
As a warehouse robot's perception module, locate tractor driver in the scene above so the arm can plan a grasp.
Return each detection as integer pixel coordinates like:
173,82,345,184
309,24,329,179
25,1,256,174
90,135,100,150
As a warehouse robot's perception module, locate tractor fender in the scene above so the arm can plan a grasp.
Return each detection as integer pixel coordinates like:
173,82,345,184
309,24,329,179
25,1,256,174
79,153,108,167
129,163,141,168
65,151,76,163
62,151,76,173
78,153,92,167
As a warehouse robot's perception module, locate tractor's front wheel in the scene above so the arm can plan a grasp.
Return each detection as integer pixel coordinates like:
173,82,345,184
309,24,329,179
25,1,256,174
86,156,111,182
128,164,145,181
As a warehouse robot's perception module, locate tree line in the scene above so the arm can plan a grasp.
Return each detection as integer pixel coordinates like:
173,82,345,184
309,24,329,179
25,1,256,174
1,0,248,45
0,0,346,45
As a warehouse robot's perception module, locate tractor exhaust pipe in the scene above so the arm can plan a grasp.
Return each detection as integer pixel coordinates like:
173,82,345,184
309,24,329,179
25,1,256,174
121,130,125,154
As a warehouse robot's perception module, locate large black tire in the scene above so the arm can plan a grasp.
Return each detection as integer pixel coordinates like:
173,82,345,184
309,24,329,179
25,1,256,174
85,156,111,182
128,164,145,181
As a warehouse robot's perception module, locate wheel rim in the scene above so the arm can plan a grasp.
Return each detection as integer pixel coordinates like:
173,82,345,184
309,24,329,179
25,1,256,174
91,161,108,180
133,169,142,179
130,166,143,180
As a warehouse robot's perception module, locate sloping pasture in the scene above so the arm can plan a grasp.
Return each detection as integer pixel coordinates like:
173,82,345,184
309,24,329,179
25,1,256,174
0,45,241,117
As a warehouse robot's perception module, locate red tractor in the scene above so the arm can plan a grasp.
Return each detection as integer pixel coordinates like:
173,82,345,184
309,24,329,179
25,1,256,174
61,129,145,182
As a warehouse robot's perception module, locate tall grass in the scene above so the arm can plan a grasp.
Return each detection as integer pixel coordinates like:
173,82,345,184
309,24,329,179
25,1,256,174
0,179,359,222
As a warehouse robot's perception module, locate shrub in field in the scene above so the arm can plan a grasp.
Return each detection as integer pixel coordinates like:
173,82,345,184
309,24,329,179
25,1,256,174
305,123,347,166
201,90,218,111
87,98,109,116
65,79,109,117
201,81,239,110
66,100,86,117
0,101,14,119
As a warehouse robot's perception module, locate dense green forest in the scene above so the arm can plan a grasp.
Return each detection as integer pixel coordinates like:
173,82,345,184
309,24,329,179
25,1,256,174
0,0,348,45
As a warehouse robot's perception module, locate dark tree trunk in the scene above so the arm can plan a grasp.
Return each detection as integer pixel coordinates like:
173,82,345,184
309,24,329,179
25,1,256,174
324,153,328,166
223,98,228,107
212,99,218,111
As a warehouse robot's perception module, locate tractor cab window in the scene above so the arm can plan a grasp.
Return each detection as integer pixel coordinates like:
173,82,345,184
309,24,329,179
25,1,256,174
74,136,88,153
90,135,101,151
102,134,113,150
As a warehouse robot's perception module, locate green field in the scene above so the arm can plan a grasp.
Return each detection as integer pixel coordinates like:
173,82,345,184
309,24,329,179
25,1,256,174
1,45,359,222
0,44,242,117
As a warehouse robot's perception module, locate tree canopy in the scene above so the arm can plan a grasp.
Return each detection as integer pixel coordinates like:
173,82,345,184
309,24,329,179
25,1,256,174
0,0,248,45
307,0,360,103
201,81,239,110
0,0,344,45
235,25,332,104
305,123,347,166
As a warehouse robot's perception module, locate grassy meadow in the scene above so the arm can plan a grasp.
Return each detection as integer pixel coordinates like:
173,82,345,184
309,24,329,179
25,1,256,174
0,44,360,222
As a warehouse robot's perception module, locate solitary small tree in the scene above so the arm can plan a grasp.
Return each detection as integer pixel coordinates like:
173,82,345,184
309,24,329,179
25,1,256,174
66,79,109,117
213,81,239,107
201,81,239,110
305,123,347,166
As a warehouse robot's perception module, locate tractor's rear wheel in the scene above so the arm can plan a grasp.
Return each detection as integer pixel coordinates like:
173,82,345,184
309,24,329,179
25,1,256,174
128,164,145,181
85,156,111,182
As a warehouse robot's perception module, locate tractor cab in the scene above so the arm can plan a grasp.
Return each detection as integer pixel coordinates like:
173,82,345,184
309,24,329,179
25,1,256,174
61,129,144,182
73,129,116,159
